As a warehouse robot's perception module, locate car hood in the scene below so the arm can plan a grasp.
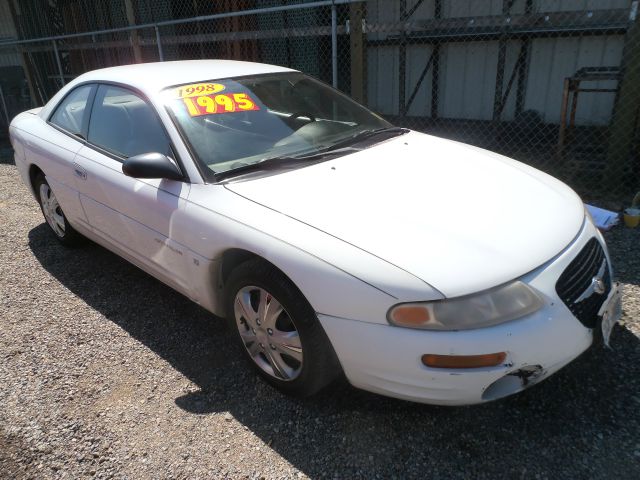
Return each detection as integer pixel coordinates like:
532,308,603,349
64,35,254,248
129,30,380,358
225,131,584,297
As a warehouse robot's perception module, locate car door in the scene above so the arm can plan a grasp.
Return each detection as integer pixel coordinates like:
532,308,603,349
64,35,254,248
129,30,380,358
73,83,193,295
34,84,96,226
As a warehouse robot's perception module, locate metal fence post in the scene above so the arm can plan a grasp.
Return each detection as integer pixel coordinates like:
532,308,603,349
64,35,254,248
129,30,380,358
0,85,9,125
153,25,164,62
331,2,338,88
52,40,65,86
155,25,164,61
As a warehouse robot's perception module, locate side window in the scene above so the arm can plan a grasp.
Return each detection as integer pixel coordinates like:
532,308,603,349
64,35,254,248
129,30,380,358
49,85,93,136
87,85,171,159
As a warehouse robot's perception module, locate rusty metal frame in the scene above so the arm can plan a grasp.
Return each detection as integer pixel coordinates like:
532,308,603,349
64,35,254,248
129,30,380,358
556,67,621,162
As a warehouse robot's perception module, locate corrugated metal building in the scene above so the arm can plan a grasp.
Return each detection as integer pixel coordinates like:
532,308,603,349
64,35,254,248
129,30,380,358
366,0,630,126
1,0,632,128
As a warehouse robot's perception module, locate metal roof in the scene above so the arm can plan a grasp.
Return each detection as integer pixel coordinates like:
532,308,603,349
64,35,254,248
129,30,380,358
71,59,296,94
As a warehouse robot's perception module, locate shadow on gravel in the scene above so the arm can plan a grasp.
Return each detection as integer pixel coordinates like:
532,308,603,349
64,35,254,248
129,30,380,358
0,153,14,165
0,141,15,165
29,223,640,479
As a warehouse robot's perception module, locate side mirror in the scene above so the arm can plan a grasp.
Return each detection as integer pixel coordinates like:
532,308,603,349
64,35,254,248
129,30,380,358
122,152,183,181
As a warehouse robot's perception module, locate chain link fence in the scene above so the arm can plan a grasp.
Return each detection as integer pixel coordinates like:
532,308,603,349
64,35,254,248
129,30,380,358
1,0,639,203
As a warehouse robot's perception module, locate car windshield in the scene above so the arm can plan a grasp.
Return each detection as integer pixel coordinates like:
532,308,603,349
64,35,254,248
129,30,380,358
162,72,392,177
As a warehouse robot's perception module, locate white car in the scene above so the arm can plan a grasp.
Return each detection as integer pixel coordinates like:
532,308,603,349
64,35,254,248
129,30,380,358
9,60,622,405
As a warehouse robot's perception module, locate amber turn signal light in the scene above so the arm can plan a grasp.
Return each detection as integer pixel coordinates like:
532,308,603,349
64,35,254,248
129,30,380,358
388,306,430,326
421,352,507,369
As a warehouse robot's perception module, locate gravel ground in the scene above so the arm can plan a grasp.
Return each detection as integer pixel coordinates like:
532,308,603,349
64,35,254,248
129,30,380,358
1,159,640,479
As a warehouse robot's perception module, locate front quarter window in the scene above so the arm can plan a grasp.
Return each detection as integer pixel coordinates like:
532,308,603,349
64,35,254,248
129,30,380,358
163,73,392,177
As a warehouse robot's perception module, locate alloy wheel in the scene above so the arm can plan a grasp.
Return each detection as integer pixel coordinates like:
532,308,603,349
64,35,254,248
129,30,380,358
234,285,303,381
39,183,66,238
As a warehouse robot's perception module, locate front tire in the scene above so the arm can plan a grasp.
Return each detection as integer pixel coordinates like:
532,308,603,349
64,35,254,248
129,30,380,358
225,258,341,397
34,174,83,246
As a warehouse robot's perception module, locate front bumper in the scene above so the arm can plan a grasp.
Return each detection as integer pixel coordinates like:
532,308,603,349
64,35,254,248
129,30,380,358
318,219,614,405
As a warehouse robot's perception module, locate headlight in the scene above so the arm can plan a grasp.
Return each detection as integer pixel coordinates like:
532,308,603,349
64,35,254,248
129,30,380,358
387,281,543,330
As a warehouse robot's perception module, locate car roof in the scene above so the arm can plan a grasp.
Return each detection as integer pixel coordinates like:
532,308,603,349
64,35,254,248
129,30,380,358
73,59,296,95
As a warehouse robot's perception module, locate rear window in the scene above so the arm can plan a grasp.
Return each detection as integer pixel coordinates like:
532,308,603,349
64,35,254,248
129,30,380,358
49,85,93,136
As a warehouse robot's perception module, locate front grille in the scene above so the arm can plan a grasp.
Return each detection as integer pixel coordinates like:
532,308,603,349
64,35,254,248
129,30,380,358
555,238,611,328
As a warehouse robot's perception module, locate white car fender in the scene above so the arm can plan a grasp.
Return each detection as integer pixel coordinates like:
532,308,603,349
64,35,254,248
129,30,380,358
182,184,444,323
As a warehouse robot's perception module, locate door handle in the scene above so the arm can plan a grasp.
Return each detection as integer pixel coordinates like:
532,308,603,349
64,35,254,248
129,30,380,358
72,162,87,180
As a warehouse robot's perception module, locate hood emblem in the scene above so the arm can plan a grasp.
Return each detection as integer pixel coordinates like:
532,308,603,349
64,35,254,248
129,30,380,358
574,260,607,303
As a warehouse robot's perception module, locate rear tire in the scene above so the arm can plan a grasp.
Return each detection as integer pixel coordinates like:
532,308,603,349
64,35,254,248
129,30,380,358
34,173,84,246
225,258,341,397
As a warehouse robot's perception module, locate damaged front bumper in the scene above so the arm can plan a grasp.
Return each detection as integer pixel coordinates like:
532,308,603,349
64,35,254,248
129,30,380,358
318,305,592,405
318,219,616,406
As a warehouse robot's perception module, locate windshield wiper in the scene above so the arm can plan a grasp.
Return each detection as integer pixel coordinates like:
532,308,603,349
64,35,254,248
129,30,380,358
324,126,408,151
215,127,408,181
279,146,360,162
215,155,312,181
216,146,360,181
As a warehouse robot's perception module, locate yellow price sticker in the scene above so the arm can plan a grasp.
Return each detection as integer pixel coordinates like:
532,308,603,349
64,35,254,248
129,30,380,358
181,93,260,116
174,83,225,99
